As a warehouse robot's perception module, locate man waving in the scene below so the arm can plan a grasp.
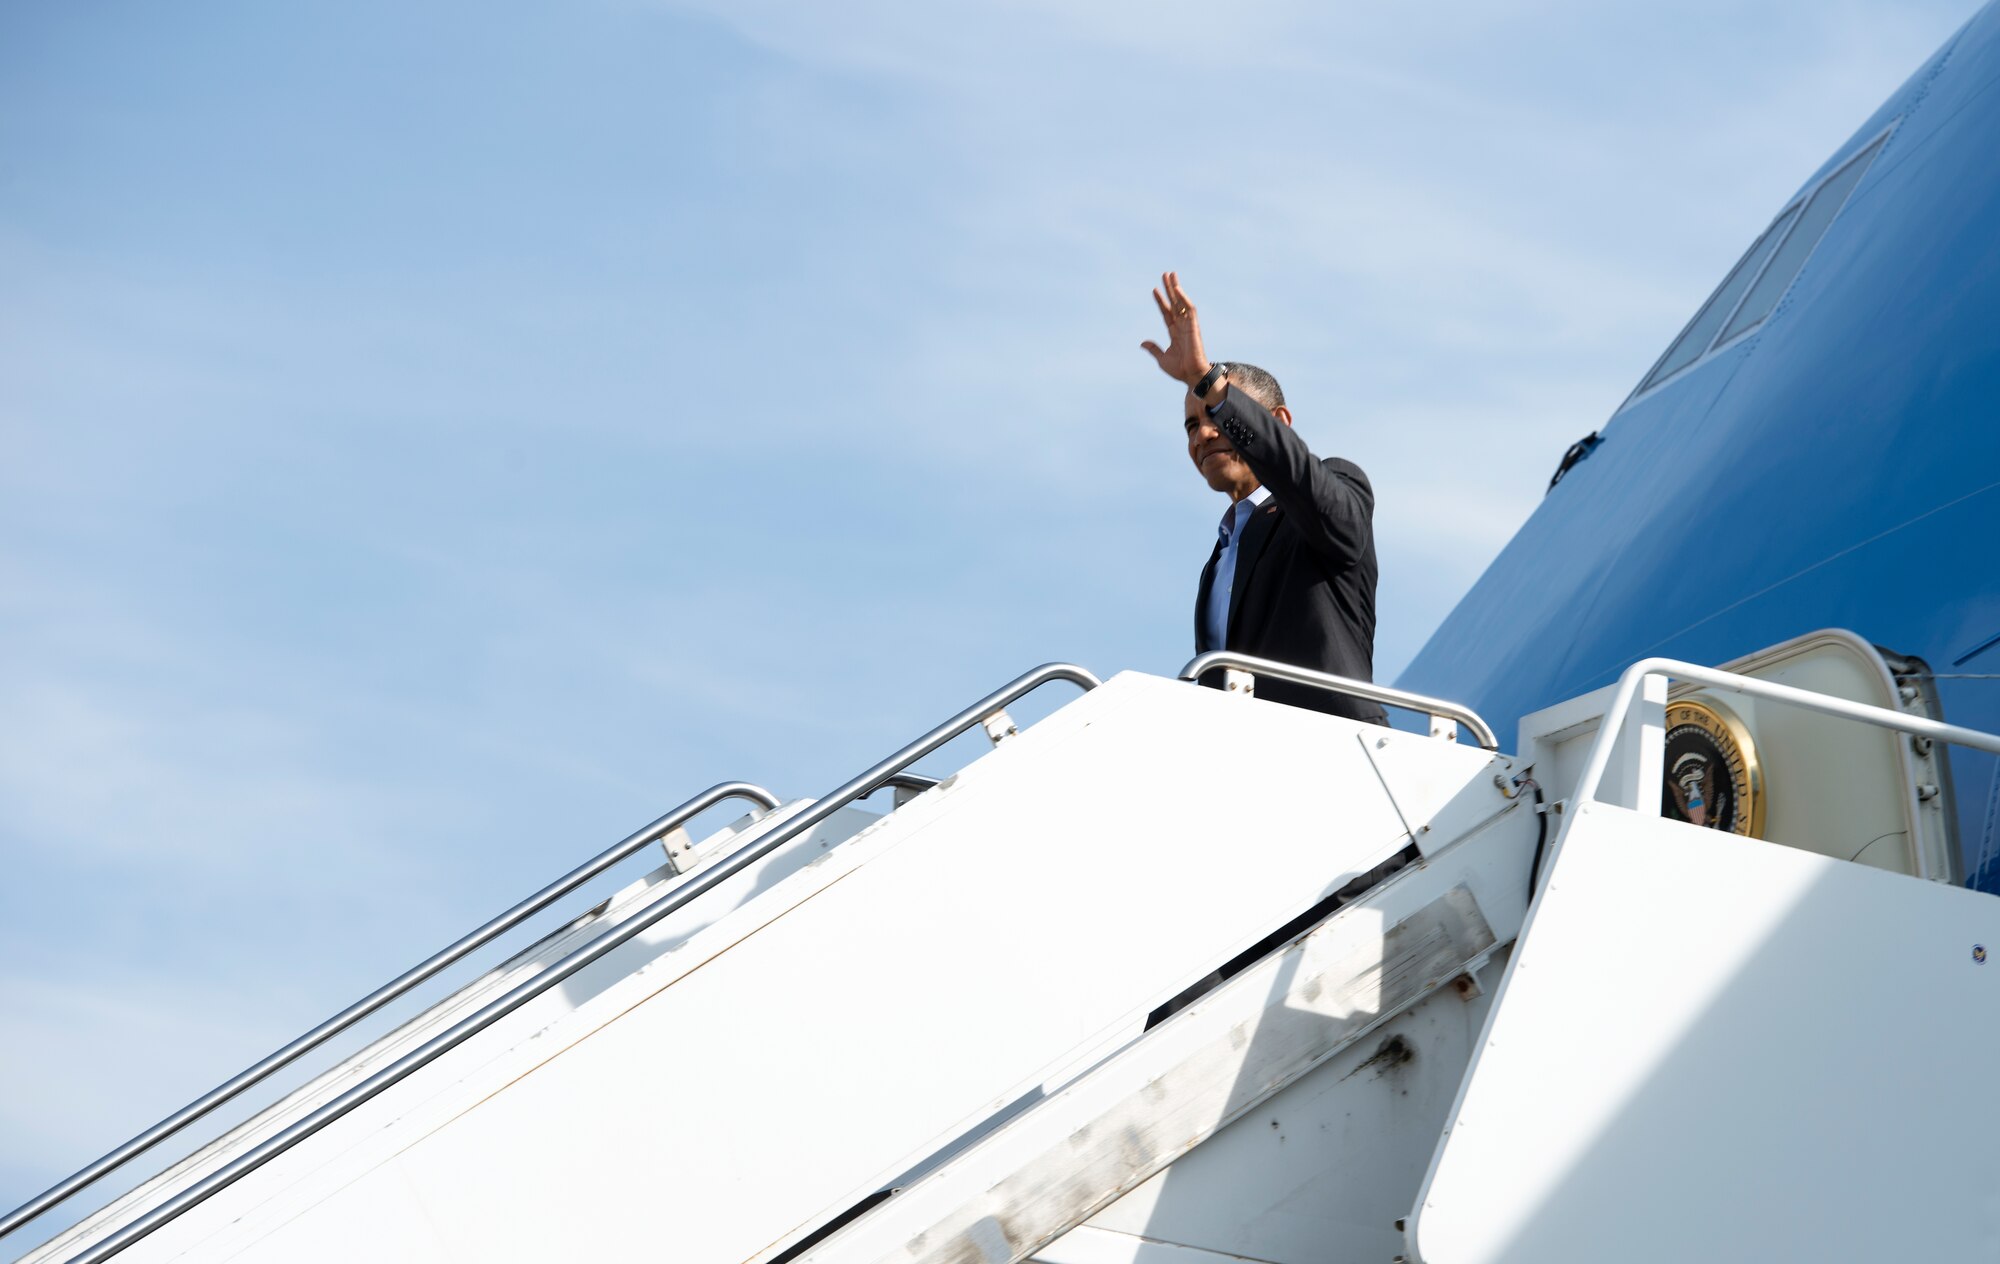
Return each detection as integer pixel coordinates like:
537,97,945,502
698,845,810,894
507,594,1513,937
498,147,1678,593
1142,272,1387,725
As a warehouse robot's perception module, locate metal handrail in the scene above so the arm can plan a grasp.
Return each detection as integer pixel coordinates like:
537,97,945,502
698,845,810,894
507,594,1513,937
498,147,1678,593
1179,651,1500,751
878,771,942,807
1573,656,2000,810
0,781,782,1245
55,662,1100,1264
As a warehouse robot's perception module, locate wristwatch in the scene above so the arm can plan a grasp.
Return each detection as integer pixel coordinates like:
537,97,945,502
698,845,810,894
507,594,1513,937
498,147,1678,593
1192,362,1229,401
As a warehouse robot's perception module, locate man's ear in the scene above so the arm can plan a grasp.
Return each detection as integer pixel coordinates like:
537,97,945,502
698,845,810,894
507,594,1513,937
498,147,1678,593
1273,404,1295,428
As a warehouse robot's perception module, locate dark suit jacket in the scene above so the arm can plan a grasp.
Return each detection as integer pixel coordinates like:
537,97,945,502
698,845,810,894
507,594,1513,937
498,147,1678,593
1194,386,1387,724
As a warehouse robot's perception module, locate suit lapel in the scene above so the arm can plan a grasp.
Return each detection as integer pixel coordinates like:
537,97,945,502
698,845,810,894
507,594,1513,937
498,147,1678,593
1225,498,1282,644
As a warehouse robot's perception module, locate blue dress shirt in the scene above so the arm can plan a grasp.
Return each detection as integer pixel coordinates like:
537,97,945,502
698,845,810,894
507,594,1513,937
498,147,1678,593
1203,485,1271,651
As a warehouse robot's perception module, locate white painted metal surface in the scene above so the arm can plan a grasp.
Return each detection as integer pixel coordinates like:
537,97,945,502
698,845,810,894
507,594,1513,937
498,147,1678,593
21,797,886,1264
52,672,1502,1264
1410,802,2000,1263
1695,629,1959,878
800,785,1537,1264
1069,954,1512,1264
1034,1224,1262,1264
1517,630,1964,879
1045,753,1541,1264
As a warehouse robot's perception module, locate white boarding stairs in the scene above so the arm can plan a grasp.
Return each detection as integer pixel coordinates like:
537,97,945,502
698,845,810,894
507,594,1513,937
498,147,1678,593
10,632,2000,1264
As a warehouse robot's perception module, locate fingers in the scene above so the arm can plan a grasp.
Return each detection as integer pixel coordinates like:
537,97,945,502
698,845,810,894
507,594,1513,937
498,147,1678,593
1152,287,1174,327
1140,340,1165,364
1164,271,1195,319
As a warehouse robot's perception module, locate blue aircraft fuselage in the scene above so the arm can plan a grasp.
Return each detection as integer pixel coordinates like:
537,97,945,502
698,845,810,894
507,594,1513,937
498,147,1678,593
1396,1,2000,888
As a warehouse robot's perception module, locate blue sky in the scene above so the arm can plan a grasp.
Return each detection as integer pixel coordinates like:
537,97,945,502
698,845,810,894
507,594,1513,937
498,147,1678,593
0,0,1977,1223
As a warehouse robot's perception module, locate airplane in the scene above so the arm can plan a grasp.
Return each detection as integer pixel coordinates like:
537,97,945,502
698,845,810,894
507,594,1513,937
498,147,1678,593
6,3,1999,1262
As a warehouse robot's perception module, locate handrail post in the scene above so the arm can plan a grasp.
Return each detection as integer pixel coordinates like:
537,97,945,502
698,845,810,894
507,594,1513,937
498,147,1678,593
1608,672,1668,813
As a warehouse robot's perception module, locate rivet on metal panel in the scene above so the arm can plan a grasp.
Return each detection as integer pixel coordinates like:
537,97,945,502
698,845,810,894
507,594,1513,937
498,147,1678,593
980,709,1020,746
1917,783,1940,801
1912,735,1934,757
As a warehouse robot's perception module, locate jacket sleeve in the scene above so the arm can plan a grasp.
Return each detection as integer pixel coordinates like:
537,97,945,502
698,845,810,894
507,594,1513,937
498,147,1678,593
1207,386,1373,567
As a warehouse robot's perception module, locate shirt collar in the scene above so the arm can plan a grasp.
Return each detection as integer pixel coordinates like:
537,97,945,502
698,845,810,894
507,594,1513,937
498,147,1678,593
1217,484,1272,539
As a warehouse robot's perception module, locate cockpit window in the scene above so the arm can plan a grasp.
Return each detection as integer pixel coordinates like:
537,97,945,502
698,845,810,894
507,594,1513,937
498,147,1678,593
1628,130,1889,402
1718,135,1885,343
1637,207,1797,391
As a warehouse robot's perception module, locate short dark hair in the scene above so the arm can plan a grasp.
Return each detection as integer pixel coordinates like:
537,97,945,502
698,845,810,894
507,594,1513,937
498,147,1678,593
1220,362,1284,410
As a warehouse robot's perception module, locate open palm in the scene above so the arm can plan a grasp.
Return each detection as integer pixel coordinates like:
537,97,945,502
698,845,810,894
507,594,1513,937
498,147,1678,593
1140,271,1212,386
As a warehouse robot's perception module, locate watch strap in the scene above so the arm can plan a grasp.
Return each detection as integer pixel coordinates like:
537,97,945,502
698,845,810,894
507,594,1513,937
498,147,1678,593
1192,362,1229,401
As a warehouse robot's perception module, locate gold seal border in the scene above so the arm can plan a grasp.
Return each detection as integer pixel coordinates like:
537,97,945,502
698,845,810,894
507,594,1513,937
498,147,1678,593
1663,696,1766,839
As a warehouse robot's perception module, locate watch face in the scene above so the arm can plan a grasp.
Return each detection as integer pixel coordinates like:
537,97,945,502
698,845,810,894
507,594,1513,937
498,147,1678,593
1660,698,1764,837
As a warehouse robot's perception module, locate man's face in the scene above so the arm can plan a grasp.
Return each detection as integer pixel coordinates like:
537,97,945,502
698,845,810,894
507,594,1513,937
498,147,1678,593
1185,388,1255,497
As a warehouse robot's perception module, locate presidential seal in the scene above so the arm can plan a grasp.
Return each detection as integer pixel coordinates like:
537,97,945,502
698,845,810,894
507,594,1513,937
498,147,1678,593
1660,697,1765,837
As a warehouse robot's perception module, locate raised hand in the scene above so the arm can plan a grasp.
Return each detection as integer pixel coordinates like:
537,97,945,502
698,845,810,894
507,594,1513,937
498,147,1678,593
1140,271,1212,387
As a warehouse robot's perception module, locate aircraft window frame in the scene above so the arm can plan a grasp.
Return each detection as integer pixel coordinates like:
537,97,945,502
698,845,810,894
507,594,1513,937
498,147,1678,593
1622,123,1895,408
1715,132,1886,344
1634,206,1799,393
